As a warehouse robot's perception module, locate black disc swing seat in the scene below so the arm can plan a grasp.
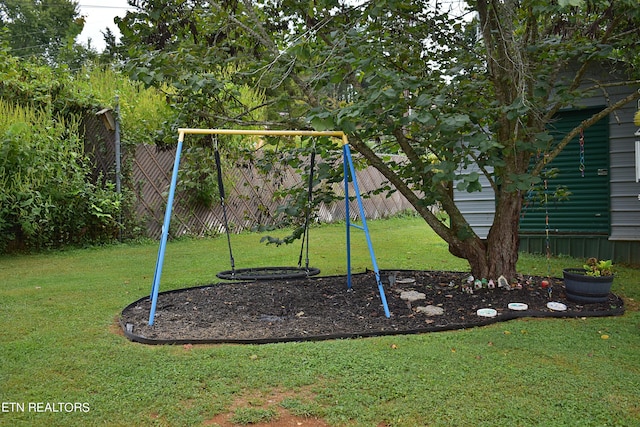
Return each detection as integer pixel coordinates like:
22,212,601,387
214,142,320,281
216,266,321,281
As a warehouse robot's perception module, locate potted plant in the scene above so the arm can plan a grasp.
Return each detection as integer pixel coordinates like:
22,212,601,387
562,258,614,303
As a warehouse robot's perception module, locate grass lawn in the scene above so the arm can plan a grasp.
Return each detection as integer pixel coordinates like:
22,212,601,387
1,216,639,426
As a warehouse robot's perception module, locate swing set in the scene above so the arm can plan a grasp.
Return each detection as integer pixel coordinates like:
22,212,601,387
148,128,391,326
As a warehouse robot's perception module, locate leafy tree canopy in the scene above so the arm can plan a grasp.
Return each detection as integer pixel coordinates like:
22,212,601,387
0,0,89,65
116,0,640,279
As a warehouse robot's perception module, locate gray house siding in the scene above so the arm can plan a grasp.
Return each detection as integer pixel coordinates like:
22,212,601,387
608,94,640,242
453,170,494,240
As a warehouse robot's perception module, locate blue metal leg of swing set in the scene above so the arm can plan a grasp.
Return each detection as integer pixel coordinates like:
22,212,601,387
343,144,391,318
148,139,183,326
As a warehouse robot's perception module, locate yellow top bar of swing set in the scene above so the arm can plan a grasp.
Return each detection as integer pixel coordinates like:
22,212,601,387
177,128,350,146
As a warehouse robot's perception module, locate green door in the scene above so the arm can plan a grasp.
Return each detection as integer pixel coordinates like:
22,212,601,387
520,108,610,234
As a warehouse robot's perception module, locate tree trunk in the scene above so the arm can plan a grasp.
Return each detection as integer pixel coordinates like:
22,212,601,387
449,239,489,279
444,189,523,280
483,190,523,280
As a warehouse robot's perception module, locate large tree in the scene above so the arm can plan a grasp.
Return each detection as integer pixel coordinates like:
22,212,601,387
0,0,86,64
117,0,640,279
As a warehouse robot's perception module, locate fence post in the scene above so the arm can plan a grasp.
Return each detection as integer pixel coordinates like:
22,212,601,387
114,95,122,241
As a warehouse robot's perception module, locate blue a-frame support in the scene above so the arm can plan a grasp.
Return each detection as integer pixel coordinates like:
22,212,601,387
148,129,390,325
343,143,390,318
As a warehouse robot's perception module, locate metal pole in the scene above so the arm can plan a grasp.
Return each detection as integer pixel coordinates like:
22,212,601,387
114,95,122,241
177,128,345,138
148,133,184,326
114,96,122,194
344,144,390,318
344,144,352,289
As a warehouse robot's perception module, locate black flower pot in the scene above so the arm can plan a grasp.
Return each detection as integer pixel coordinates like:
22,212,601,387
563,268,614,303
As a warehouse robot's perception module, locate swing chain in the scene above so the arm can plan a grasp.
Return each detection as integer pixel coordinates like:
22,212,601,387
579,128,585,177
544,177,551,277
298,142,316,271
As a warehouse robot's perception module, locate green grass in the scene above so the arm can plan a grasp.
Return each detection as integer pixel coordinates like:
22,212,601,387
229,407,277,425
1,217,639,426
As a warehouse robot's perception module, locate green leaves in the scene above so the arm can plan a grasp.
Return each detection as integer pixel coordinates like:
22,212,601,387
505,173,538,192
0,99,121,252
456,171,482,193
558,0,585,7
1,0,85,65
310,111,336,131
440,114,471,132
505,98,530,121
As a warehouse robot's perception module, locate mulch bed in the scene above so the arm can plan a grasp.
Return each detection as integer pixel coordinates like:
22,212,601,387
120,270,624,345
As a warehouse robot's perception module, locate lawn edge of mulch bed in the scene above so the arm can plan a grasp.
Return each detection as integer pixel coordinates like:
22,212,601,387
120,270,625,345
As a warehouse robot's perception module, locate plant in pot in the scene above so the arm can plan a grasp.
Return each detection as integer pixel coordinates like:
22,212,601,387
563,258,614,303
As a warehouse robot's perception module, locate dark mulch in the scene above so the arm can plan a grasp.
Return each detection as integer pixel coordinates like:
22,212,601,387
120,270,624,345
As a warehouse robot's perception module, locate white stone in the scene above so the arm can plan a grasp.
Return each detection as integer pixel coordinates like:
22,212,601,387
416,305,445,316
400,291,426,302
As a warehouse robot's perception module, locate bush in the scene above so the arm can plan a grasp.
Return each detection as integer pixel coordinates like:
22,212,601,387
0,101,121,252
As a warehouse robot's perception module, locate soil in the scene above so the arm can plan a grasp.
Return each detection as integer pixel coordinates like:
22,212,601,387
120,270,624,344
202,388,330,427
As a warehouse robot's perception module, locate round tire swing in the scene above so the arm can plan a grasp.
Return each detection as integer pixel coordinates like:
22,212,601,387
214,142,320,281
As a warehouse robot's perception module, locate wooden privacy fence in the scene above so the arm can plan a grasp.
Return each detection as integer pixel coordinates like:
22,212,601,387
131,144,415,239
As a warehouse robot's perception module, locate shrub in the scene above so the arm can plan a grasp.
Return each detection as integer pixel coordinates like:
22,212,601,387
0,101,121,252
